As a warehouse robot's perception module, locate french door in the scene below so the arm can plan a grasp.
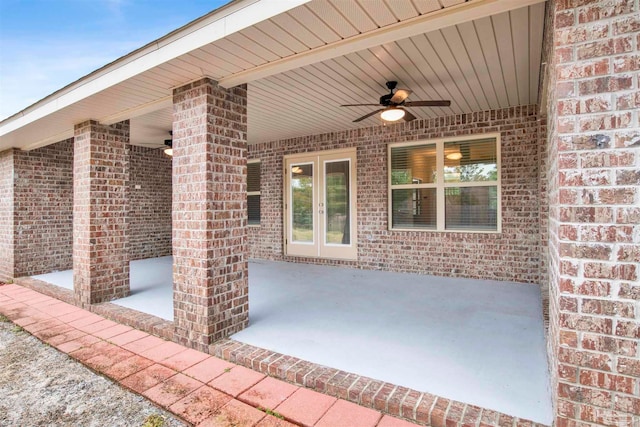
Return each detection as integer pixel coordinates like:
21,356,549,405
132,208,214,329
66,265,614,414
284,148,357,260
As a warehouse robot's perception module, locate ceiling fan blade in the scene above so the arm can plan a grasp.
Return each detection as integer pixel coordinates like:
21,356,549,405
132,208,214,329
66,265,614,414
353,109,385,122
403,110,417,122
390,89,411,104
340,103,382,107
404,100,451,107
135,142,165,147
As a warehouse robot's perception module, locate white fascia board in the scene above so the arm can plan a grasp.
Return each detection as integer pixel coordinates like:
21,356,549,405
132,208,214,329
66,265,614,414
219,0,547,88
0,0,310,138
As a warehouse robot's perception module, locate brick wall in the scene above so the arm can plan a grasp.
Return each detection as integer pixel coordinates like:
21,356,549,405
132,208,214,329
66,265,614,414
172,78,248,350
546,0,640,425
248,105,544,284
13,140,74,277
129,145,172,260
0,149,14,281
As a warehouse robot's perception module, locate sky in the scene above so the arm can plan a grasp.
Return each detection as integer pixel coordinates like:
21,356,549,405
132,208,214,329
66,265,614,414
0,0,230,121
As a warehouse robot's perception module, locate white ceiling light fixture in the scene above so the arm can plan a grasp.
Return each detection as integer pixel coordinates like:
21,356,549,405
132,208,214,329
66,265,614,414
380,107,406,122
446,151,462,160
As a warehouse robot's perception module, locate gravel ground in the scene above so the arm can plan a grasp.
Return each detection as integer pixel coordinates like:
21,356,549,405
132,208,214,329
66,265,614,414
0,316,187,427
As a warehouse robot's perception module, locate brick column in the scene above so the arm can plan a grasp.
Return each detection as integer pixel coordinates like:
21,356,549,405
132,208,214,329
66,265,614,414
73,120,130,305
172,78,248,351
0,149,15,281
546,1,639,426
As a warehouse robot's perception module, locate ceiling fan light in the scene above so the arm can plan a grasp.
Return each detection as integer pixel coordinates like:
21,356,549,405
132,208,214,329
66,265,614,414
380,108,405,122
164,148,173,156
446,151,462,160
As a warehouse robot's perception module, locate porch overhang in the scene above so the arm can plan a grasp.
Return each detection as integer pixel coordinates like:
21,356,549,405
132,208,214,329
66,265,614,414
0,0,547,152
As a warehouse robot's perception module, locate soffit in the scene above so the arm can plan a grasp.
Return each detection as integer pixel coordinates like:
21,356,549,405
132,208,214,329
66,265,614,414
0,0,546,151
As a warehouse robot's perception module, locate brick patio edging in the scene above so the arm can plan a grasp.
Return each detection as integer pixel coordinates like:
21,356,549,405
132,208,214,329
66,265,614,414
210,340,548,427
14,277,548,427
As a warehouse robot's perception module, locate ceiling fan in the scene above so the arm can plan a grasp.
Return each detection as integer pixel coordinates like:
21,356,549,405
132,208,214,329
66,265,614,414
133,130,173,156
340,81,450,123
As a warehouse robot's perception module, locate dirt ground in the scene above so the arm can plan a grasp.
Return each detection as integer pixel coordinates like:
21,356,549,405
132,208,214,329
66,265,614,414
0,316,186,427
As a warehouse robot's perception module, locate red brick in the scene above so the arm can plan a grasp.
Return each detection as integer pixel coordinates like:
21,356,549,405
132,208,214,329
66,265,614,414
558,383,612,408
617,358,640,376
575,280,611,297
142,373,202,407
579,370,635,393
274,388,336,426
559,364,579,382
239,376,298,411
578,0,635,24
581,298,635,317
208,365,265,397
560,330,578,347
560,313,613,334
579,225,633,242
558,347,612,371
582,333,637,357
614,395,640,415
316,399,382,427
169,385,231,425
618,282,640,299
615,320,640,339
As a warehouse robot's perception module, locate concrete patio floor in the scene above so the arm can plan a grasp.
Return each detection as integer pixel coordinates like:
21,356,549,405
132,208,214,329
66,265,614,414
33,257,552,424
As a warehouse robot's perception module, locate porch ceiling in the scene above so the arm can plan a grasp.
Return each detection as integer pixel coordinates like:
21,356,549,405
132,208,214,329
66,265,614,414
0,0,546,151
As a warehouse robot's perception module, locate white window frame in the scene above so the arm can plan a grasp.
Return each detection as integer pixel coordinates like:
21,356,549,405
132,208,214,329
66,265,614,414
388,133,501,233
247,159,261,227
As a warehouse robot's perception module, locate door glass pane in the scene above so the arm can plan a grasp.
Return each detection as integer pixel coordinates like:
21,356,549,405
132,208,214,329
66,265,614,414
248,195,260,225
445,186,498,230
325,160,350,245
291,163,313,242
391,188,436,229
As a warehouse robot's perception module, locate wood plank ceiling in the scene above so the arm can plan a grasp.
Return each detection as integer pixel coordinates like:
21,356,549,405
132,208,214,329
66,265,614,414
0,0,546,150
134,0,546,147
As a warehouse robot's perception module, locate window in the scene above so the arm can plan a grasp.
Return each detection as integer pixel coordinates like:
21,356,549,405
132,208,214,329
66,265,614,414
247,160,260,226
388,134,500,232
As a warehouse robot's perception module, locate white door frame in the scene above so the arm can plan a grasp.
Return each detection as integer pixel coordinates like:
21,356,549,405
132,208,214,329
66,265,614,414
284,148,357,260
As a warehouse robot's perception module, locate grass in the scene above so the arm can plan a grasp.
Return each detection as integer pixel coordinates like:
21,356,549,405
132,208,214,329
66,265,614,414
292,228,345,243
259,407,284,420
141,414,165,427
12,324,25,334
0,314,26,334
